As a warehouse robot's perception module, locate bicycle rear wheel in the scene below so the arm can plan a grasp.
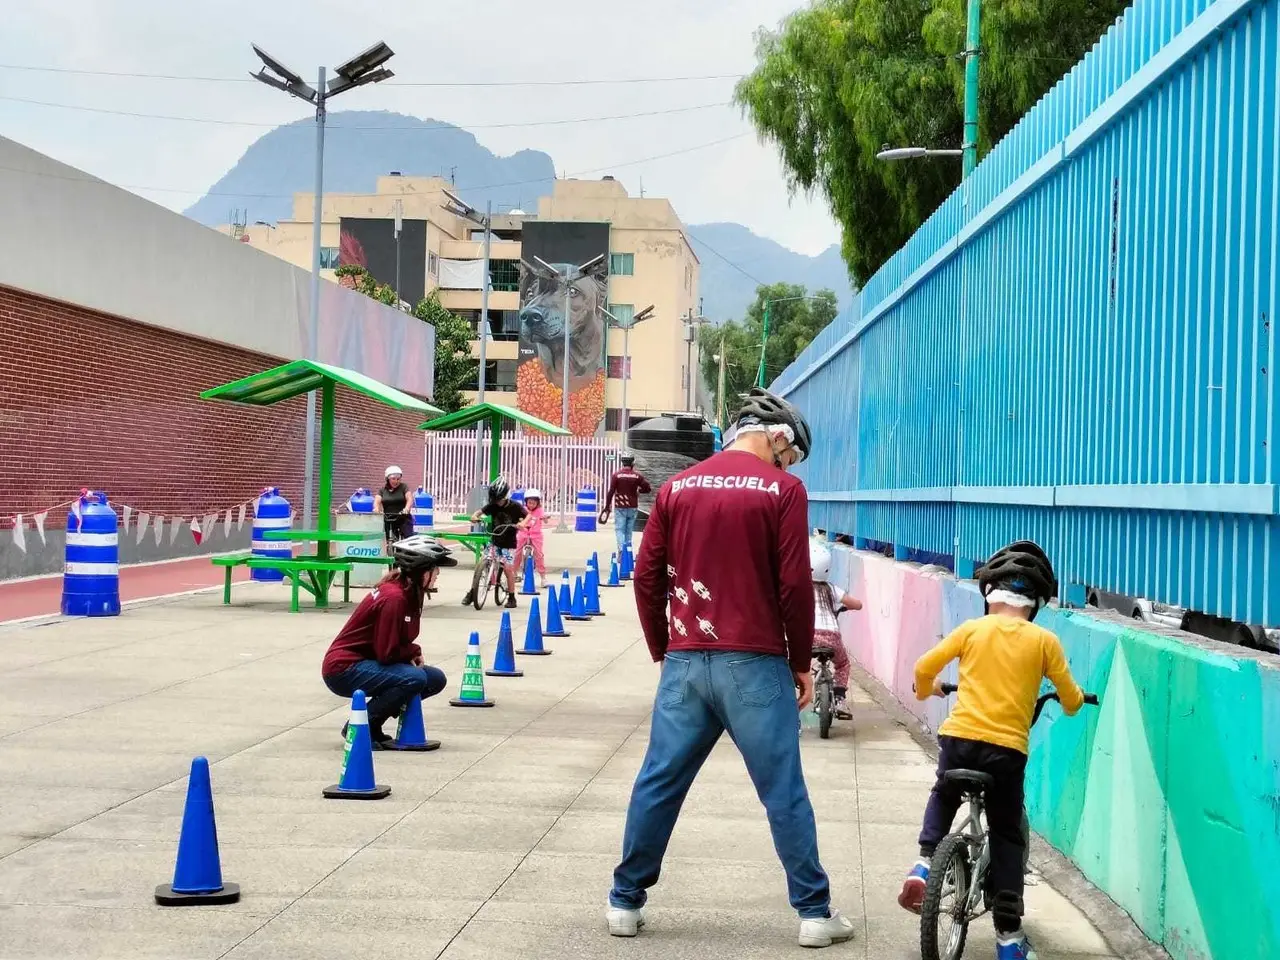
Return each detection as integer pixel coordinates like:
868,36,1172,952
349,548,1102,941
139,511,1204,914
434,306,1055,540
471,559,491,610
920,833,972,960
494,566,509,606
817,677,834,739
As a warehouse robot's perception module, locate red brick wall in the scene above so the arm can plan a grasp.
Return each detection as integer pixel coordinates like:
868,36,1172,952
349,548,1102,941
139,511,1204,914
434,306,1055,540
0,284,428,526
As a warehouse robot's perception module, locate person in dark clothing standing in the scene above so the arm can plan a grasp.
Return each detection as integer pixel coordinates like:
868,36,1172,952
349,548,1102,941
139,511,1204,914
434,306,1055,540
374,465,413,543
607,389,854,949
321,535,455,746
461,477,526,609
603,452,651,554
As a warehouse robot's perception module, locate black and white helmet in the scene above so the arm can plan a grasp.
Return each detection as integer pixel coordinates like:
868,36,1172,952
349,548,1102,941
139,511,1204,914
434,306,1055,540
732,387,812,463
390,535,457,575
487,476,511,502
976,540,1057,614
620,451,635,466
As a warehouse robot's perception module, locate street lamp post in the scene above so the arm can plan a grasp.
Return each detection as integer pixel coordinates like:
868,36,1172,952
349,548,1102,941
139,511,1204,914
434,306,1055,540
534,254,605,530
602,304,655,446
250,42,395,529
683,308,710,411
442,190,493,480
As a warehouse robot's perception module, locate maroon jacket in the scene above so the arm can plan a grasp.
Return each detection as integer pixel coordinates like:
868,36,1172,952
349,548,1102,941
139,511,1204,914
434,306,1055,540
322,579,422,676
606,467,651,509
632,450,815,674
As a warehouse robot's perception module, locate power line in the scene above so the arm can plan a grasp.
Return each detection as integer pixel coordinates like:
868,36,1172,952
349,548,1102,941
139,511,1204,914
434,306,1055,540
0,62,744,87
0,94,731,130
688,233,768,287
0,132,749,200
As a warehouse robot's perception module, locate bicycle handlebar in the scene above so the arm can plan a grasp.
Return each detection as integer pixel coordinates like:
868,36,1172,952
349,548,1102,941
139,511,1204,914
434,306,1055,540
933,683,1098,725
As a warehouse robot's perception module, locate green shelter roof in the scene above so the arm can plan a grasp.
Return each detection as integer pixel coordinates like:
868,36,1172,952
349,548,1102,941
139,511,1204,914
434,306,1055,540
419,401,570,435
200,359,442,415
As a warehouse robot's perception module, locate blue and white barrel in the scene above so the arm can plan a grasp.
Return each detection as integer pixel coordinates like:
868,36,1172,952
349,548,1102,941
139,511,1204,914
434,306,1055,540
511,488,526,507
411,487,434,532
575,487,598,532
251,487,292,582
349,488,375,513
61,490,121,617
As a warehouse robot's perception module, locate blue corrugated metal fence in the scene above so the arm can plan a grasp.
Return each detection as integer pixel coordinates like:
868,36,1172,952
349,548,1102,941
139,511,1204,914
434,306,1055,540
773,0,1279,627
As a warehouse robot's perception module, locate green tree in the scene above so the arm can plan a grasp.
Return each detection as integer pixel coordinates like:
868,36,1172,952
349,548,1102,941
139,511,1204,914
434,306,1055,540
736,0,1127,286
413,293,477,414
699,283,838,421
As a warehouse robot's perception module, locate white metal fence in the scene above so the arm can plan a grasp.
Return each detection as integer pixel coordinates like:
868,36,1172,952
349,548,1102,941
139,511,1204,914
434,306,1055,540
422,429,621,520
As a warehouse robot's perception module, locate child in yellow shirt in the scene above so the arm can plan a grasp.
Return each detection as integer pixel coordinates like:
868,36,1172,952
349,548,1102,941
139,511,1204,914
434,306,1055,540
899,541,1084,960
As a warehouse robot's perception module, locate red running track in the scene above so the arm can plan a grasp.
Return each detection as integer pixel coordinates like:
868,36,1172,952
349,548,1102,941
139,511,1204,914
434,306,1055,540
0,557,250,623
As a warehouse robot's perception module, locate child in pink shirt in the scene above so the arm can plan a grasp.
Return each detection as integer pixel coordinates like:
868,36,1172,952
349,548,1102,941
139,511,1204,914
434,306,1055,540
516,488,547,590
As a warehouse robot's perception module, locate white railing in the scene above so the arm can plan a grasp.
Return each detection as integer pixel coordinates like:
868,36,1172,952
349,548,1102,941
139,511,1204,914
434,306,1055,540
423,428,621,521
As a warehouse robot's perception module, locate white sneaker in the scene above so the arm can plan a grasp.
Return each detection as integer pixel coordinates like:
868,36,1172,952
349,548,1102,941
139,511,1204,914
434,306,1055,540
606,904,645,937
798,908,856,947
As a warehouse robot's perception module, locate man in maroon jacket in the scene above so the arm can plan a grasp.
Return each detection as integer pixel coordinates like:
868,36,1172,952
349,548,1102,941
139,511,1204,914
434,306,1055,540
607,388,855,949
603,452,651,555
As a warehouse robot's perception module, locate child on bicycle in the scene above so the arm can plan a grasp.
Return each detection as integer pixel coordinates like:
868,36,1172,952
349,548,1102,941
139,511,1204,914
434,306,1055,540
900,540,1084,960
462,476,526,609
809,539,861,719
515,487,547,591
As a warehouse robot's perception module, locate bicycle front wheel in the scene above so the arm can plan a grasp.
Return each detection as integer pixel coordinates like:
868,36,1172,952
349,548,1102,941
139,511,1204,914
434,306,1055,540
494,565,509,606
920,833,972,960
817,678,834,739
471,559,491,610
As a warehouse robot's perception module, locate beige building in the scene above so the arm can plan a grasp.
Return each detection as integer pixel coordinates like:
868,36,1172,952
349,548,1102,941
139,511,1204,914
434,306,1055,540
220,174,703,437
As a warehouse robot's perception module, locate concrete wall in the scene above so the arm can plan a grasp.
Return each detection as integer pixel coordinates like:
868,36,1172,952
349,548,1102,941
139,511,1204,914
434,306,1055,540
827,545,1280,960
0,136,433,398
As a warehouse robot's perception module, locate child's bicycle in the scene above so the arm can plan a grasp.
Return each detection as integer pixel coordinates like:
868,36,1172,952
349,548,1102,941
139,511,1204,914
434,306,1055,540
810,645,839,739
468,523,518,611
919,684,1099,960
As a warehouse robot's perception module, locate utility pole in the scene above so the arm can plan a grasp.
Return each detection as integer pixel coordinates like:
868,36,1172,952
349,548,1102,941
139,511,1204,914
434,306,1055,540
962,0,982,177
716,331,727,428
756,301,771,389
393,198,402,306
684,308,709,410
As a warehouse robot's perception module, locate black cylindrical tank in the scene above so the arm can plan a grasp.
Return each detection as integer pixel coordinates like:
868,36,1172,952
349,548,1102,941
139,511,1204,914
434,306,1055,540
625,414,717,530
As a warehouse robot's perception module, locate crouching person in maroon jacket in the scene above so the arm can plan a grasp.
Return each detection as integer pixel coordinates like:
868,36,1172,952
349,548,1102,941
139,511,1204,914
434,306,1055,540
321,536,455,746
607,389,855,949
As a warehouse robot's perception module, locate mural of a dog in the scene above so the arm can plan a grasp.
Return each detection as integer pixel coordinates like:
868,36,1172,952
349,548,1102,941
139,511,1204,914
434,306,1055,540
518,258,608,393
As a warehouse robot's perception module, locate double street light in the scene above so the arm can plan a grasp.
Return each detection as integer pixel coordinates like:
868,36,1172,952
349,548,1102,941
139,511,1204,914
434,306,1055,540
250,41,395,529
601,303,655,446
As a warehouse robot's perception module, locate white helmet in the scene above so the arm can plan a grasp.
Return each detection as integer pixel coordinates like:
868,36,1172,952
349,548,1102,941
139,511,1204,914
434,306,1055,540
524,488,542,500
809,540,832,583
385,465,403,478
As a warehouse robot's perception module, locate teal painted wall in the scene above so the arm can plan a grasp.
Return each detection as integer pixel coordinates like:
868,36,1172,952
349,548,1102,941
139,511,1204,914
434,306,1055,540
833,547,1280,959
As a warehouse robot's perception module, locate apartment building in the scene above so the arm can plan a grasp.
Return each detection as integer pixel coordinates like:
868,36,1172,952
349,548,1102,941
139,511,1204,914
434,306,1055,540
221,173,703,435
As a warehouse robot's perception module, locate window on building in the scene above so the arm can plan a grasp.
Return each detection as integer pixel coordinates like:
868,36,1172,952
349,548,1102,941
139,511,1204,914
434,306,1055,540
320,246,340,269
609,252,634,276
607,303,634,326
489,259,521,292
473,359,519,392
606,355,632,380
428,252,439,277
605,408,623,432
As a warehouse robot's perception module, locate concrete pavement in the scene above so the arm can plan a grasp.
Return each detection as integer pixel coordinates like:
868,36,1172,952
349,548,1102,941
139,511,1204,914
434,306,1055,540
0,530,1128,959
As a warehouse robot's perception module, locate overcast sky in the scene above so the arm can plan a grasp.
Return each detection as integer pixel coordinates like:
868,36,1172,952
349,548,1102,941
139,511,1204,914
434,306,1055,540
0,0,842,256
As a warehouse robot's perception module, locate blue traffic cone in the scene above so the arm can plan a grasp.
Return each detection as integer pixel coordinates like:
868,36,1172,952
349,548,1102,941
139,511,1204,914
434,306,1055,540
589,551,600,572
585,567,604,616
518,597,553,655
155,757,240,905
324,690,392,799
566,575,591,621
558,571,572,614
620,544,634,580
601,553,622,588
386,690,441,752
520,553,538,595
543,585,569,638
450,632,495,707
486,611,524,677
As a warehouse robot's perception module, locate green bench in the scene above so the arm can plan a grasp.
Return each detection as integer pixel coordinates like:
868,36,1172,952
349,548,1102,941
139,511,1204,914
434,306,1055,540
212,553,358,612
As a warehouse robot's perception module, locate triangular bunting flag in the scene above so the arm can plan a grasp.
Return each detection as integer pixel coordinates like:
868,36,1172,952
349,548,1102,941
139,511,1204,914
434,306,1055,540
135,512,150,545
204,514,217,542
153,516,164,545
122,505,133,534
70,496,83,532
223,509,232,538
32,511,47,546
169,519,181,544
190,517,203,546
12,515,26,553
237,503,247,530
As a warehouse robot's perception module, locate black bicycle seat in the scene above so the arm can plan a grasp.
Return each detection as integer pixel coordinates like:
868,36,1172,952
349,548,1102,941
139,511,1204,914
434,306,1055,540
943,769,994,793
811,648,835,662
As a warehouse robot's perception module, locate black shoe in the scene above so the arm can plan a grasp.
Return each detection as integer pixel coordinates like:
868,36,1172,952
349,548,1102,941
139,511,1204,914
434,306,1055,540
462,591,475,605
505,595,518,608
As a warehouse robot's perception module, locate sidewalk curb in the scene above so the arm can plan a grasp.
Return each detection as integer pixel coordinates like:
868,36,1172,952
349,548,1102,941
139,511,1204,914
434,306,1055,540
847,659,1172,960
0,582,267,631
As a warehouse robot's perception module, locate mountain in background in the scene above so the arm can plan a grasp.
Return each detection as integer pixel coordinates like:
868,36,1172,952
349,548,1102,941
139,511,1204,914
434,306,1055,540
183,110,854,321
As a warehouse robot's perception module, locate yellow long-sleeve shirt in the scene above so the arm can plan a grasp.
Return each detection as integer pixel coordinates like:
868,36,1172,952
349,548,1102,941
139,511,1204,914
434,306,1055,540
914,614,1085,755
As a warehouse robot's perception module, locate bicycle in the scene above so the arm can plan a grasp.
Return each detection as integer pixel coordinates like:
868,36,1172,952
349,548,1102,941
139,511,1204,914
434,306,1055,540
810,645,838,739
467,523,518,611
919,684,1100,960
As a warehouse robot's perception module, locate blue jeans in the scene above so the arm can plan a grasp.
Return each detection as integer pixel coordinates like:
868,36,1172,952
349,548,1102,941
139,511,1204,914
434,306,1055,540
615,507,638,552
610,651,831,918
323,660,448,728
